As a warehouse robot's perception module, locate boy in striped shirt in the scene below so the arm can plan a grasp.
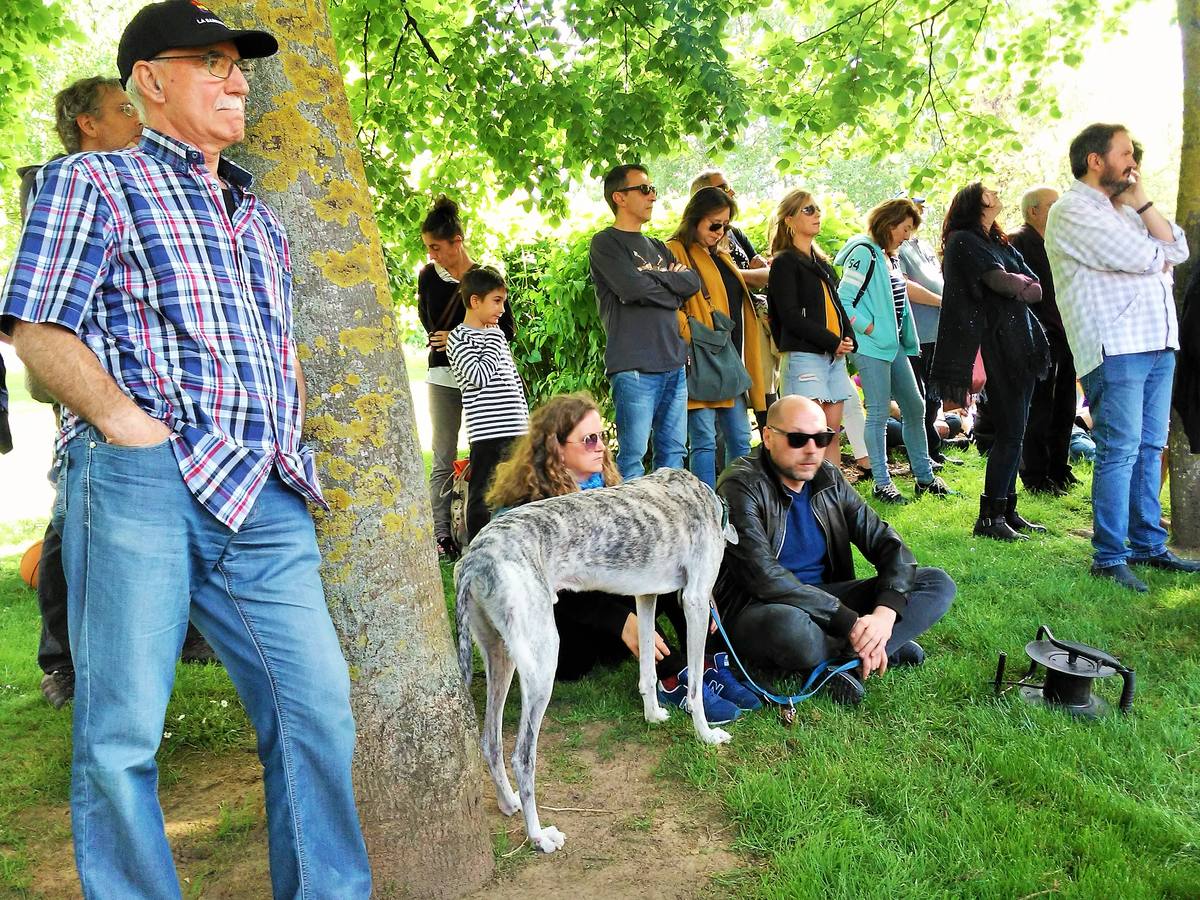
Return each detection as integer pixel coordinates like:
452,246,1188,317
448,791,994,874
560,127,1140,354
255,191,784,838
447,266,530,540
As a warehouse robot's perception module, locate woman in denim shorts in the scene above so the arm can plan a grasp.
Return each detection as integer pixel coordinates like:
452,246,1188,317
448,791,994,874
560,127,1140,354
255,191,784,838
766,189,856,463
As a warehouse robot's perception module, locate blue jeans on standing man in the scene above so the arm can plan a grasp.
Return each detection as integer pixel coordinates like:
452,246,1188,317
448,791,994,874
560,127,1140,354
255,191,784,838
610,367,688,479
853,352,935,488
62,429,371,899
1078,349,1175,569
687,397,751,488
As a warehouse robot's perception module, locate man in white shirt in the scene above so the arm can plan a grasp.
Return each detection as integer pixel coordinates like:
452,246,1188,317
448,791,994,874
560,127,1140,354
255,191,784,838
1045,123,1199,591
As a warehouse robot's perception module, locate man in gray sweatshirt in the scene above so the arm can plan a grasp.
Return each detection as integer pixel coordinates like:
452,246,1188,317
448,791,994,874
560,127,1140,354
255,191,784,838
589,164,701,478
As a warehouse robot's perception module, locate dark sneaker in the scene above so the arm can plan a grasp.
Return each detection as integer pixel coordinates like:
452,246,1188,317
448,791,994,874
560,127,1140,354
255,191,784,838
817,667,865,706
915,476,956,498
707,653,763,710
1129,550,1200,574
659,667,742,725
871,483,908,505
40,669,75,709
1090,563,1148,593
436,534,460,561
887,641,926,668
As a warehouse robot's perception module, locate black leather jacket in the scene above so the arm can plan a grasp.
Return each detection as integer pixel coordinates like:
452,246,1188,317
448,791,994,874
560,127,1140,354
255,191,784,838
715,449,917,636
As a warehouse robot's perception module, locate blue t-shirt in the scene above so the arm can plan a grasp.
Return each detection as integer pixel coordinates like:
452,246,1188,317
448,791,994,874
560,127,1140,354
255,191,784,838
777,482,827,585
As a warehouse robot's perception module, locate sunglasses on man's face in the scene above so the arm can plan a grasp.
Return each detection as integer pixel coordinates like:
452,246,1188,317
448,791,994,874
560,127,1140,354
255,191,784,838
564,432,604,451
707,221,732,234
615,184,657,196
767,425,836,449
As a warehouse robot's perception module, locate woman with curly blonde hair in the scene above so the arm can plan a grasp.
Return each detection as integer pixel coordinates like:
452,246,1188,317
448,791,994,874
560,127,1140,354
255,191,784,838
487,393,620,509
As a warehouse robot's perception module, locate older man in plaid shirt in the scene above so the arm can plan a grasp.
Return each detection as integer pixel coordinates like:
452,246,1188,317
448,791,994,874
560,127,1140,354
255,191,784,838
0,2,371,896
1046,123,1199,592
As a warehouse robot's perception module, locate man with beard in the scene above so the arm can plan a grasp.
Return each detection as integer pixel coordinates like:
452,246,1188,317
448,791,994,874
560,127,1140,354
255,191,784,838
1045,123,1199,591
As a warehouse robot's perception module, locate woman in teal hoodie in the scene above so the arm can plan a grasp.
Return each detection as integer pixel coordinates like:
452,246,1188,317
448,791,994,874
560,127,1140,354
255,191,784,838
834,199,952,504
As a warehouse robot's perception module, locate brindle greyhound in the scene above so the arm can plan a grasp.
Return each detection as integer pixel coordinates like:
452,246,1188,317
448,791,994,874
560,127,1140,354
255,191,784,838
455,468,737,852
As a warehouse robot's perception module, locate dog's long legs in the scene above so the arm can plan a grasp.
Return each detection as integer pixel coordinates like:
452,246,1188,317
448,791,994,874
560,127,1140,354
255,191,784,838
479,624,521,816
511,635,566,853
635,594,669,723
682,576,732,745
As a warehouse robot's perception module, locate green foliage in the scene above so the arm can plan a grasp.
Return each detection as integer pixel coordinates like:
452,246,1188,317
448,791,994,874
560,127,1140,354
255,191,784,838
504,233,613,416
0,1,75,184
329,0,1134,281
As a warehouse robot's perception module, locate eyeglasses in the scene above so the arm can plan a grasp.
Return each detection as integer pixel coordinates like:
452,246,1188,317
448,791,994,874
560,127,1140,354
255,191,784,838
766,425,836,449
117,102,137,118
714,183,735,196
563,432,604,451
614,184,657,196
799,204,821,216
707,221,732,234
151,51,254,80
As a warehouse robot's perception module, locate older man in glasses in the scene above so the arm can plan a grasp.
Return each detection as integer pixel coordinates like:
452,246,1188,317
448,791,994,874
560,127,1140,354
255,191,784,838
714,395,955,705
0,1,371,896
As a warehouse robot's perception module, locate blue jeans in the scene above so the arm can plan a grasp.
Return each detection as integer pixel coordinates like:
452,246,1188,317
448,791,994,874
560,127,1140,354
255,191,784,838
1078,350,1174,568
853,352,934,487
610,367,688,479
687,397,752,488
62,430,371,899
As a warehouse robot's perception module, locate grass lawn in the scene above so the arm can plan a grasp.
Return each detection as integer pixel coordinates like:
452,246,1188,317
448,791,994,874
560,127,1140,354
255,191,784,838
1,451,1198,897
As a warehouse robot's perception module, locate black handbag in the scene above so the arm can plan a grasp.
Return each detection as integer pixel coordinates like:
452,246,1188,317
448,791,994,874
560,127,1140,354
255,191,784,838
682,246,752,403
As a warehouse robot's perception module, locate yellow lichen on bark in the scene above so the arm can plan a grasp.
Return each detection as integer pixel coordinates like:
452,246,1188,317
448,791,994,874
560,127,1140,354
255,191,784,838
313,178,375,231
313,244,377,288
245,106,334,192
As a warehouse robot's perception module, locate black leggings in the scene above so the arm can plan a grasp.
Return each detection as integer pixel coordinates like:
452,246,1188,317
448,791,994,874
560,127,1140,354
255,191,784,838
980,342,1036,498
554,591,691,682
725,568,955,673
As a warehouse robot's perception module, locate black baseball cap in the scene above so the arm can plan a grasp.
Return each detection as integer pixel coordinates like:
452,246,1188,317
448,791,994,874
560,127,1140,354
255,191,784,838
118,0,278,87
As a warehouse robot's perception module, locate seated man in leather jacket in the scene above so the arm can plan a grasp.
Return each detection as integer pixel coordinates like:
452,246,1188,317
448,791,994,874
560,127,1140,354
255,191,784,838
715,395,955,704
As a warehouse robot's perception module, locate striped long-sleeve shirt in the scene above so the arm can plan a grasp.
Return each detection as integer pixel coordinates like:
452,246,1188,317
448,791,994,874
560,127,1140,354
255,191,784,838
446,324,528,443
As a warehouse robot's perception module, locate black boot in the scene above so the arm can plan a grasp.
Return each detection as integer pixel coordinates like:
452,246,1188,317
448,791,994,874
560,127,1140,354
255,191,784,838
973,495,1026,542
1005,495,1047,534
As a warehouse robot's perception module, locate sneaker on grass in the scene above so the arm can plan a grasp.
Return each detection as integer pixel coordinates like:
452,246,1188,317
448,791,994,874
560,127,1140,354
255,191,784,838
658,667,742,725
40,668,75,709
707,653,763,710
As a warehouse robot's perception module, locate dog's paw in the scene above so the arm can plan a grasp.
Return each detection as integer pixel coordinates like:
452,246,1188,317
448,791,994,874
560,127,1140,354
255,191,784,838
644,706,670,724
497,791,522,817
699,726,732,746
532,826,566,853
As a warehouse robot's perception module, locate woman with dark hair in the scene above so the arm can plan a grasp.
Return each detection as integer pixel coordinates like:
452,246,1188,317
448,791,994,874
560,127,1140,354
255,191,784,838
667,187,767,487
486,394,752,720
931,183,1050,540
417,196,513,559
766,189,856,464
834,199,952,503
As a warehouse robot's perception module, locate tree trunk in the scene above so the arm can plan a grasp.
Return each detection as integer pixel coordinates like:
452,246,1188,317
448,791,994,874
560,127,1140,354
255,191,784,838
1172,0,1200,550
212,1,493,894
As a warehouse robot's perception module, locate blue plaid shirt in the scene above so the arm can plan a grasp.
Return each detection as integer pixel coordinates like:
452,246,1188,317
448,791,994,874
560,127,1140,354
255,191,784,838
0,128,323,530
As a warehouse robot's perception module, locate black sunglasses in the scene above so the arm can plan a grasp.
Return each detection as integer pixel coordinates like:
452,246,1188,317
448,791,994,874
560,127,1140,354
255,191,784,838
800,204,821,216
614,184,657,196
707,221,732,233
767,425,836,449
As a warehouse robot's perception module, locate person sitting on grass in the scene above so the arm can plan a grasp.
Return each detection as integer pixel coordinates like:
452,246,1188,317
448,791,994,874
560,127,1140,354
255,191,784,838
714,395,956,706
446,266,529,542
485,392,760,724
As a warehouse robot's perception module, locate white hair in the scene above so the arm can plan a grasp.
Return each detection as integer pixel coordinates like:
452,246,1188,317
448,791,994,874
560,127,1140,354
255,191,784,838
1021,186,1057,221
125,77,149,121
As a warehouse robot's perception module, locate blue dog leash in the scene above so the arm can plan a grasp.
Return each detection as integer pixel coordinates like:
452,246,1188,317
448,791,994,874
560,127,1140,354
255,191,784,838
709,604,861,708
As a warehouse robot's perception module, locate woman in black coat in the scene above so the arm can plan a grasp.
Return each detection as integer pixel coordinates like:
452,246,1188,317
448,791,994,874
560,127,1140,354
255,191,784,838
931,183,1050,541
